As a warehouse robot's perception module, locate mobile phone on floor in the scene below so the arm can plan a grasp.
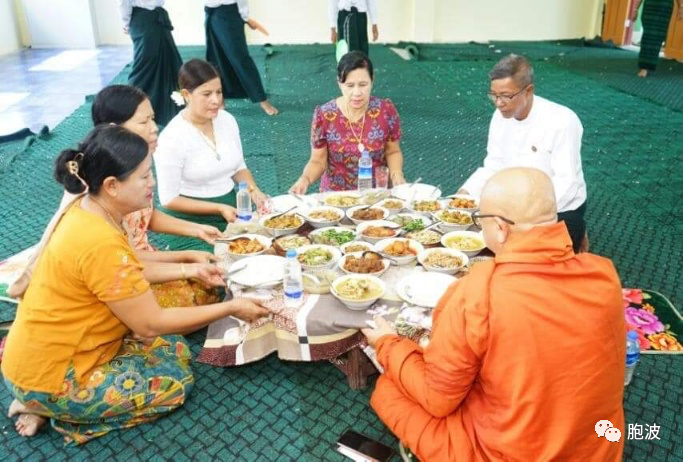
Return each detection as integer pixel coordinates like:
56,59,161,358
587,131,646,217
337,430,395,462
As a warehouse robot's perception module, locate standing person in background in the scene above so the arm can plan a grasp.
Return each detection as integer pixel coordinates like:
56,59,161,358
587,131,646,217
632,0,683,77
204,0,279,115
119,0,183,126
329,0,379,56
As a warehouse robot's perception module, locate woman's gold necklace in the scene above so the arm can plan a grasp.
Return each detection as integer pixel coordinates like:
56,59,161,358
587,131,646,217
89,196,127,236
344,100,368,152
186,113,221,161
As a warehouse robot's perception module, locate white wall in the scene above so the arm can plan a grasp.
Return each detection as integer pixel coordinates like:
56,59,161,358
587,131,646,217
94,0,604,47
0,0,21,55
23,0,97,48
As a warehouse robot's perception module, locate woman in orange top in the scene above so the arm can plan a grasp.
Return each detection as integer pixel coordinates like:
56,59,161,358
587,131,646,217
2,125,270,444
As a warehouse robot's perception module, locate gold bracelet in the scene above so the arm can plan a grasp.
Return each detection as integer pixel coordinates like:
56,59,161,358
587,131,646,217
180,263,187,279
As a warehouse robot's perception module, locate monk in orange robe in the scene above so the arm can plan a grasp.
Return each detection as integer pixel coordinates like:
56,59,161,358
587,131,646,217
363,167,625,461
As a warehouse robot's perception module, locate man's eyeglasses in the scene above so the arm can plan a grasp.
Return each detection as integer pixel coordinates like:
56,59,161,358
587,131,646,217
487,85,529,104
471,211,516,228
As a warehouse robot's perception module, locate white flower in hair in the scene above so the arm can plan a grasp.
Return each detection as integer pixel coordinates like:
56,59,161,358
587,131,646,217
170,91,185,107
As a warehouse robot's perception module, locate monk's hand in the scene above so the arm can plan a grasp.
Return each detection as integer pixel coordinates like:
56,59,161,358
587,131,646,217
195,224,222,245
361,316,396,347
191,263,227,287
182,250,219,264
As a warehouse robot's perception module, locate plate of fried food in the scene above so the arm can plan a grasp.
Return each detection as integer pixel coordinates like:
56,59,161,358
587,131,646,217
374,238,424,265
346,205,390,225
338,251,391,277
409,199,446,216
446,194,479,212
259,212,304,237
216,234,272,260
356,220,401,244
417,248,468,275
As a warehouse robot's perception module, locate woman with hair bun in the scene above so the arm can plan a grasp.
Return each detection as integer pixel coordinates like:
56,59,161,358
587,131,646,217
155,59,267,226
2,124,269,444
290,51,405,193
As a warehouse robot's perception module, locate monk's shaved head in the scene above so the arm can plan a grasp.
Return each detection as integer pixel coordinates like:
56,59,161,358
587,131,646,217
480,168,557,227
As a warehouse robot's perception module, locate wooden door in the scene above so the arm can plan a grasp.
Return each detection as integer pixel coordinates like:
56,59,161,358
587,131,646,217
603,0,632,45
664,2,683,59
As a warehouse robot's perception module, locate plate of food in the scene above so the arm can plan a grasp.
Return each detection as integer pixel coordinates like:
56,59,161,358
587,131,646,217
417,248,468,275
322,192,362,210
376,198,406,213
272,234,311,256
409,199,446,215
331,274,386,310
338,251,390,277
309,226,358,247
356,220,401,244
396,272,457,308
215,234,272,260
303,206,344,228
404,229,442,247
432,209,473,232
388,213,432,233
446,194,479,212
441,230,487,257
340,240,374,254
374,238,424,265
259,212,304,237
392,183,442,202
228,255,286,288
295,244,341,270
346,205,390,225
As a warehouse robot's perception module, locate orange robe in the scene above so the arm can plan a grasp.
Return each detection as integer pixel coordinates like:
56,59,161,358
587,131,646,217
371,223,625,461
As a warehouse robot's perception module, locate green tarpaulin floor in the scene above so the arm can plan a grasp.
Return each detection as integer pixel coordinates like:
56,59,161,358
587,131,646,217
0,42,681,460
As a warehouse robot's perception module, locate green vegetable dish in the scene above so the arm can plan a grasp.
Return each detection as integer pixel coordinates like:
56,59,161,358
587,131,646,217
298,248,333,266
311,229,356,246
390,215,426,232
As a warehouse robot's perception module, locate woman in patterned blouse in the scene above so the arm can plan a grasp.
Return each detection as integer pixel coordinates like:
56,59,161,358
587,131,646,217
290,51,406,193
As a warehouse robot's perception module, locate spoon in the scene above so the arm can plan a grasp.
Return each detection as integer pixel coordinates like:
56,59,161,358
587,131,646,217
268,205,297,221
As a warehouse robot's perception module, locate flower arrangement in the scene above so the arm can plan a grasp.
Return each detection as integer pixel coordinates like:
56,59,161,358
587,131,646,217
623,289,682,352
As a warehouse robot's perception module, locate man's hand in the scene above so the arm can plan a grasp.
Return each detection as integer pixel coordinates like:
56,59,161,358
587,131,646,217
372,24,379,42
231,298,271,322
331,28,337,43
361,316,396,347
191,263,227,287
195,224,222,245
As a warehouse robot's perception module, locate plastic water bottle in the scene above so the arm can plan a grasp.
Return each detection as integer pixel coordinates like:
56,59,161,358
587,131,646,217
624,330,640,386
236,181,252,222
357,150,373,192
283,249,303,308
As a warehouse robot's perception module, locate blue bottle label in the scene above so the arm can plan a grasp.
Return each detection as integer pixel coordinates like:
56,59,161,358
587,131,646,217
359,166,373,178
285,289,302,299
625,352,639,366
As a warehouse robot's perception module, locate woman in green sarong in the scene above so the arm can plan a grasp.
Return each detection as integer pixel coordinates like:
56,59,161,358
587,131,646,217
120,1,183,125
633,0,682,77
204,1,278,116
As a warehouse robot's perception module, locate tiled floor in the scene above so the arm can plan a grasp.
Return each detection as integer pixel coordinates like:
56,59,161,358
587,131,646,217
0,46,131,136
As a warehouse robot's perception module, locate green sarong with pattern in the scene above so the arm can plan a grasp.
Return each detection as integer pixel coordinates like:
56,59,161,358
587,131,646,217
128,7,183,126
158,190,237,230
638,0,674,71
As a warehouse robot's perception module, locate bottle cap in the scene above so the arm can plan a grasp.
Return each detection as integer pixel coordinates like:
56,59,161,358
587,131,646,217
627,330,638,341
286,249,297,258
238,181,248,190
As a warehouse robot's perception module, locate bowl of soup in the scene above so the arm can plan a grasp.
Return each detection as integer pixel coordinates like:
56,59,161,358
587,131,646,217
331,274,386,310
441,231,486,257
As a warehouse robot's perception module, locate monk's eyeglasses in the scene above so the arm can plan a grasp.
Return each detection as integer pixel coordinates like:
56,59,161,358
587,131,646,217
487,85,529,104
471,211,516,227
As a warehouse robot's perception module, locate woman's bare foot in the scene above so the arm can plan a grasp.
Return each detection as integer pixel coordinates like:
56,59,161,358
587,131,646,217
8,399,47,437
16,414,47,437
637,69,648,78
259,100,279,115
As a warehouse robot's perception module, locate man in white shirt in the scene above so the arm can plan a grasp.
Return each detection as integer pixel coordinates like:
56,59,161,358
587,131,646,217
459,54,588,252
329,0,379,56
